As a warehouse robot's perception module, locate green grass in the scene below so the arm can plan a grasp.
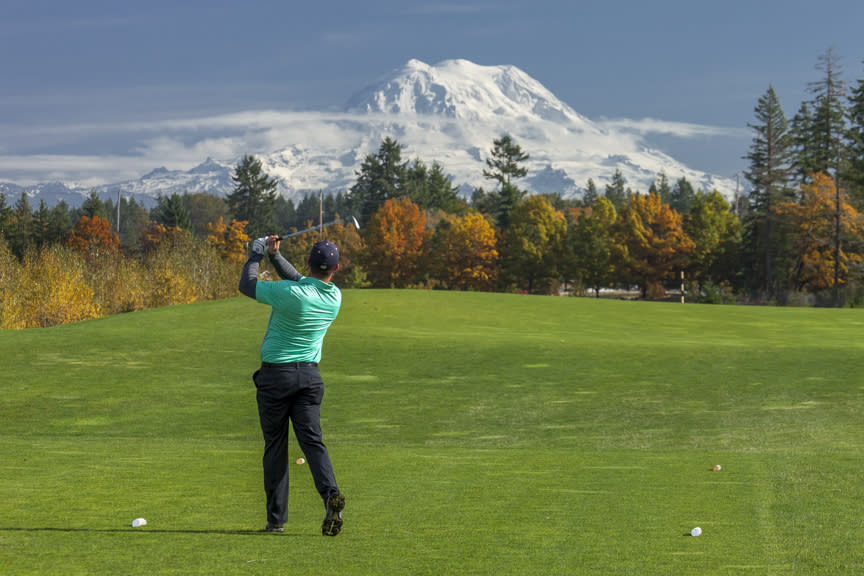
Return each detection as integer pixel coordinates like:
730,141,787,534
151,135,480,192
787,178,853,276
1,290,863,575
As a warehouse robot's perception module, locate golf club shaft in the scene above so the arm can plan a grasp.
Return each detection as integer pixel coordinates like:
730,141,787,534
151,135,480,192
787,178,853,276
279,215,359,240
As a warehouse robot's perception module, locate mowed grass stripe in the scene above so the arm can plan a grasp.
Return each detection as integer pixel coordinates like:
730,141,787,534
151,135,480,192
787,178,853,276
1,290,863,575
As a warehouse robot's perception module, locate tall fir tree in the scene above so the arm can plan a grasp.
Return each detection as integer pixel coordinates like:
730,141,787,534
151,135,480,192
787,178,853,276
743,85,795,297
603,169,630,209
481,135,530,230
582,178,598,206
349,137,405,224
669,177,696,214
806,47,848,304
226,154,279,239
845,66,864,208
648,171,672,205
152,193,193,231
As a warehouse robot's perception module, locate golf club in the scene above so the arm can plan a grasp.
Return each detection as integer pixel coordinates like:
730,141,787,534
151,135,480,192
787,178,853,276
280,215,360,240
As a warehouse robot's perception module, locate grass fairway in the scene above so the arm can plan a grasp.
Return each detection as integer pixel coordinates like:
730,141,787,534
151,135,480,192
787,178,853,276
1,290,863,575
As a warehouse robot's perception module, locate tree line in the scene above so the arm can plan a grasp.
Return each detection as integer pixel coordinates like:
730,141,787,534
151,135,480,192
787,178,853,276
3,47,864,328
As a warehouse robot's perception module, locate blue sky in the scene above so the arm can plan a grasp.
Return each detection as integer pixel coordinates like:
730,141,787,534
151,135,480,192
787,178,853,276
2,0,864,186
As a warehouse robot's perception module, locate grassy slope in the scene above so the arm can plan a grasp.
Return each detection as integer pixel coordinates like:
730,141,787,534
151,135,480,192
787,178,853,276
1,291,863,575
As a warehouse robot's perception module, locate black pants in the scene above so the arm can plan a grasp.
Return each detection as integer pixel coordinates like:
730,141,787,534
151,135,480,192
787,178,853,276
253,362,339,526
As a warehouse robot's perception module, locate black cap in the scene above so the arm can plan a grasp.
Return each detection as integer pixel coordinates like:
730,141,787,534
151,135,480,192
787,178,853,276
309,240,339,271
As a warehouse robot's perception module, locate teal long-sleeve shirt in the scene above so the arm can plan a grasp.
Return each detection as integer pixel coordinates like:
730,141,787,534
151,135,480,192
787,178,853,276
240,252,341,364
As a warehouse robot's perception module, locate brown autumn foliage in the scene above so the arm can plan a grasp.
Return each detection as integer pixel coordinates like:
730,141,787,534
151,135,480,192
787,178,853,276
361,198,429,288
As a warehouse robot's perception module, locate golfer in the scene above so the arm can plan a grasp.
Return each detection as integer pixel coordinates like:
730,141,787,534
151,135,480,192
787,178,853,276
239,235,345,536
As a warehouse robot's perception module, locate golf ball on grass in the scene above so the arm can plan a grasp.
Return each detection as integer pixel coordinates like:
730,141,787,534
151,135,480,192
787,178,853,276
131,518,147,528
690,527,702,537
296,458,305,465
712,464,722,471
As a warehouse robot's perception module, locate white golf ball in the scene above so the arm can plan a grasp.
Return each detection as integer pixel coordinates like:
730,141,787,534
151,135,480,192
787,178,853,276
691,527,702,537
131,518,147,527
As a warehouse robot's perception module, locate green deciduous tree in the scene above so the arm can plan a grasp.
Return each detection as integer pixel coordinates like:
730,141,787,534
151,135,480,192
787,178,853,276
685,190,742,289
569,196,619,297
499,195,566,294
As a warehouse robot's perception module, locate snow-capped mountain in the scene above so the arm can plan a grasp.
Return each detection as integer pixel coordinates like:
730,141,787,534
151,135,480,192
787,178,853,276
0,59,738,208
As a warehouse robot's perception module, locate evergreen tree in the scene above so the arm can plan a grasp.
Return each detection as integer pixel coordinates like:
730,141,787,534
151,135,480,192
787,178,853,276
649,171,672,205
669,177,696,214
403,159,462,213
845,66,864,207
743,85,794,297
582,178,598,206
807,47,848,179
483,135,529,186
9,193,33,257
45,200,72,245
481,135,530,229
226,154,279,239
806,47,849,304
152,193,192,231
118,196,150,251
79,191,109,219
604,169,630,208
0,193,13,240
274,194,297,232
33,200,51,248
349,137,406,224
183,192,229,238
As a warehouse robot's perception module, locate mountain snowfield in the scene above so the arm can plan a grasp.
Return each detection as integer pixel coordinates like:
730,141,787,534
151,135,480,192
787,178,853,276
0,59,738,208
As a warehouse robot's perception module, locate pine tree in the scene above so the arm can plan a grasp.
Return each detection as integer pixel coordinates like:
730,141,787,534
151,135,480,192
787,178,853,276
582,178,598,206
669,177,696,214
226,154,279,239
845,67,864,208
349,137,406,224
649,171,672,205
743,85,794,297
79,191,109,219
9,193,33,258
152,193,192,231
482,135,530,229
604,169,629,208
807,47,849,304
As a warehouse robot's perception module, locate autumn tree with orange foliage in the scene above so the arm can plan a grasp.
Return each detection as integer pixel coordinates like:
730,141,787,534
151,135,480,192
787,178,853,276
776,172,864,292
67,215,121,255
206,217,250,266
432,211,498,291
616,192,695,299
361,197,428,288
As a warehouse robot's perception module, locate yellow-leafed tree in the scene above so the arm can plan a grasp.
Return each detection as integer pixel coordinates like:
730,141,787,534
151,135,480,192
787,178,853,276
616,192,695,299
776,172,864,292
433,211,498,291
207,217,250,266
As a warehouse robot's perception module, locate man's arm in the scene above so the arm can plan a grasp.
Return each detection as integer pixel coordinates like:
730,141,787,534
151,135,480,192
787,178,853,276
238,237,269,299
238,253,263,299
268,251,302,281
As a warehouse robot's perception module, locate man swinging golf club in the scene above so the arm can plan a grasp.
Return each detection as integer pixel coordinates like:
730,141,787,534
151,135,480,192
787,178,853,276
239,235,345,536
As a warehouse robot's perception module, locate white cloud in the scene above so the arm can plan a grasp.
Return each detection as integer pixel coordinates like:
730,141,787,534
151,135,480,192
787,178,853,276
596,117,748,139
